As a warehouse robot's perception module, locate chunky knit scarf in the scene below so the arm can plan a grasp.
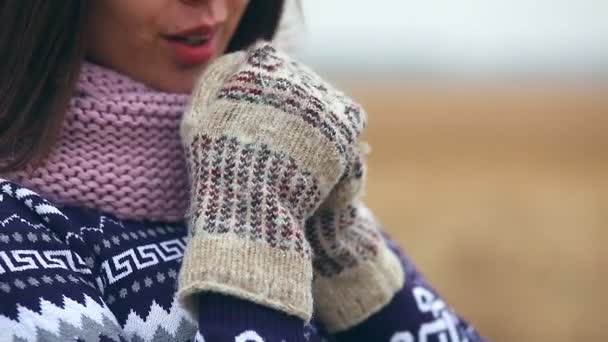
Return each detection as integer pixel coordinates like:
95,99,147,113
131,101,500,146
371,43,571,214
7,62,191,222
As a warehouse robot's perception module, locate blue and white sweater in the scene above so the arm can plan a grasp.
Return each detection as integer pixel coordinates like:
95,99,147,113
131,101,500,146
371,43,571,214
0,179,484,342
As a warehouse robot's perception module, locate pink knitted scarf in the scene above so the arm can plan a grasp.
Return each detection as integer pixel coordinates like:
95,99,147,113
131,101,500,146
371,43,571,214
7,62,191,222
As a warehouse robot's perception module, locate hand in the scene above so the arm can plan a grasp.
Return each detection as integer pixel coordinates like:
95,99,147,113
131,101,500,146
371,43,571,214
178,41,366,322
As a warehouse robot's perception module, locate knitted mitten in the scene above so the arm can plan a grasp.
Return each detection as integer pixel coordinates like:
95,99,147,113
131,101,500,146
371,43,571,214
177,42,365,322
307,164,404,332
282,54,404,332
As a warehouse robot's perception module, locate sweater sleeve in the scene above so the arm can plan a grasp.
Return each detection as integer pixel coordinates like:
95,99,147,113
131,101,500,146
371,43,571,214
0,183,126,341
196,293,329,342
334,237,486,342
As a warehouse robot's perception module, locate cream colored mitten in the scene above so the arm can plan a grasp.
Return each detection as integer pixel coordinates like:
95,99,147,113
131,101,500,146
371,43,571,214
177,42,367,322
305,120,404,332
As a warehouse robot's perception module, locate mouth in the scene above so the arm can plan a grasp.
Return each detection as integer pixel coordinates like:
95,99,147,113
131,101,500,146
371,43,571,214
165,31,212,47
162,25,218,66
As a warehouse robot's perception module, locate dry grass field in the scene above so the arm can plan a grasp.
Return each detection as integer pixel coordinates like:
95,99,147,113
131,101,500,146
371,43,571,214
341,80,607,342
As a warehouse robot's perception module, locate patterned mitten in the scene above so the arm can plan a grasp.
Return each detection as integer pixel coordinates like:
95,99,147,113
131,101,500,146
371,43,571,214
177,42,366,323
306,159,404,332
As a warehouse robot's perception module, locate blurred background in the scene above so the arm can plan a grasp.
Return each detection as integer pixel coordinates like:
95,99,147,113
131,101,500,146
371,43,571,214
293,1,608,341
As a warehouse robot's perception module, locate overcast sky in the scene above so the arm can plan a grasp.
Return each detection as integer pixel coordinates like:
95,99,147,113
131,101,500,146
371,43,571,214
296,0,608,77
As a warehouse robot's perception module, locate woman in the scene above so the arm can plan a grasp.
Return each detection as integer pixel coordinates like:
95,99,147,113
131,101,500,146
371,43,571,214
0,1,485,341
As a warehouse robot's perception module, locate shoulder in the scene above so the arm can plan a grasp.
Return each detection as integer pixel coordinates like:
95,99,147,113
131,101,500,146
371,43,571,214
0,178,68,224
0,178,77,244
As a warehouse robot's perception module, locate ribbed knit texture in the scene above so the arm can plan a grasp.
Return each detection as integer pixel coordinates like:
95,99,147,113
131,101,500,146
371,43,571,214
6,62,191,222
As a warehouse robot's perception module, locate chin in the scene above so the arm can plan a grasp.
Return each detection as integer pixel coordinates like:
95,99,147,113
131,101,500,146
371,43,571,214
142,62,207,93
167,82,196,94
152,74,197,94
165,65,208,94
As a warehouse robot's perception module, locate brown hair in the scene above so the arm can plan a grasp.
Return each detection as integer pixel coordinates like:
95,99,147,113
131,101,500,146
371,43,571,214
0,0,285,172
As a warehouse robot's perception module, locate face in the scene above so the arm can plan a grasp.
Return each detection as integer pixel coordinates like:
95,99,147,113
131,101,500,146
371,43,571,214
86,0,249,93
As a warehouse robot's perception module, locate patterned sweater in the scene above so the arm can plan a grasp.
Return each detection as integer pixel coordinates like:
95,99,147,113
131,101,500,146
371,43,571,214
0,179,483,342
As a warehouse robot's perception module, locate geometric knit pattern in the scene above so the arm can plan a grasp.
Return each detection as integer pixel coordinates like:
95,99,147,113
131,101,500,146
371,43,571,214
0,178,485,342
178,42,403,330
307,203,405,332
0,178,322,342
185,135,318,258
216,44,365,163
6,62,191,223
335,237,486,342
4,295,123,342
0,179,194,342
306,204,383,278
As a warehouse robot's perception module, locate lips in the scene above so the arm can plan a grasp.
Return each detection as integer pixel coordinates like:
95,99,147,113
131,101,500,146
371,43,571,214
169,35,210,46
163,25,218,66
